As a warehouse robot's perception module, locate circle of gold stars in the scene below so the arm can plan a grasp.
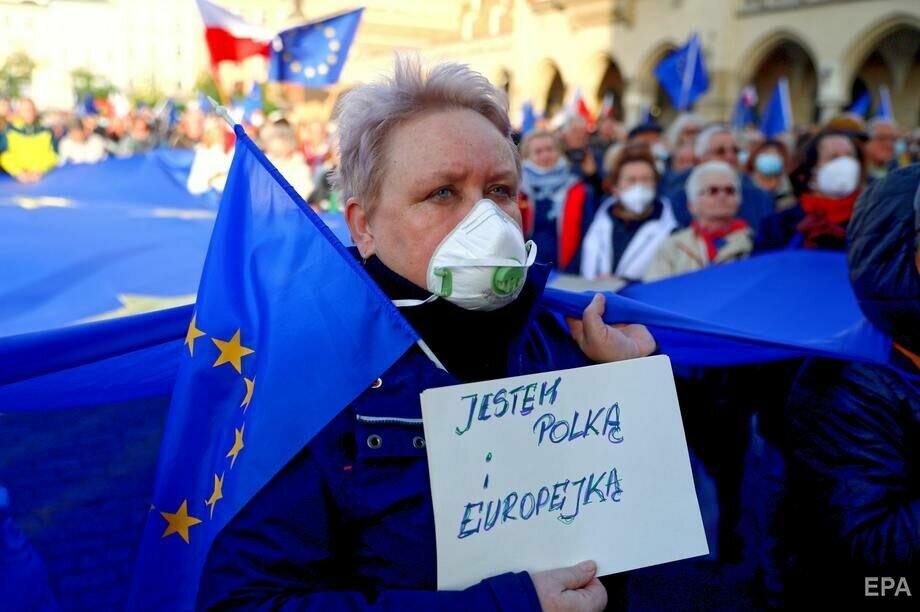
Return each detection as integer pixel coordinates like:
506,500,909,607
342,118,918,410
287,27,340,81
157,315,258,544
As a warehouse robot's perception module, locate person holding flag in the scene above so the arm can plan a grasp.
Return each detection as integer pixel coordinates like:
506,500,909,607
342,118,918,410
176,56,654,611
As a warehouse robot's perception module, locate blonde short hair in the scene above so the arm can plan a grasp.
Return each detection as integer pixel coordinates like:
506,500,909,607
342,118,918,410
332,55,517,205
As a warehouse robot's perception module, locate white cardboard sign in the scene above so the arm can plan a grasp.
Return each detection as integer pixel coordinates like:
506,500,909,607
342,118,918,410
421,355,708,590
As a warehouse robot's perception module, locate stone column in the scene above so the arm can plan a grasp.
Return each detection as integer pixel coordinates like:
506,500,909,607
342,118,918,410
816,62,847,123
622,77,653,127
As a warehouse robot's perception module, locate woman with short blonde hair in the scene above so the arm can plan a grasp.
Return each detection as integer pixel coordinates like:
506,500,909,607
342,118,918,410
198,56,655,612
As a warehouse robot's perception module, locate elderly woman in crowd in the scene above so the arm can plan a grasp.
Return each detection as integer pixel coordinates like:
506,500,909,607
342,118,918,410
756,129,865,252
519,129,596,272
645,160,752,281
198,57,656,611
581,143,678,281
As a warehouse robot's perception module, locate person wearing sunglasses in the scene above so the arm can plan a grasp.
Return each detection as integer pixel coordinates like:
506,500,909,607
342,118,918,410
756,129,865,252
645,160,753,281
663,123,775,232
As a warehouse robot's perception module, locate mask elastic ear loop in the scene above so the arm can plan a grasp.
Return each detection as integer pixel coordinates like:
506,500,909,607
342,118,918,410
391,295,438,308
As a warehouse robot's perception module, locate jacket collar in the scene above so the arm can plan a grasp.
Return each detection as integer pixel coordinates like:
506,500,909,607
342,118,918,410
351,247,552,382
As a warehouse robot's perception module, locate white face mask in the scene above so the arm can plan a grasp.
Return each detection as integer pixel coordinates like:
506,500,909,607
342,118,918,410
618,184,655,214
815,156,860,197
421,199,537,312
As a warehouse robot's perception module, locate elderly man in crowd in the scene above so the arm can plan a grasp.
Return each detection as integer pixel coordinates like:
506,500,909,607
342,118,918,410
864,118,899,182
665,123,775,231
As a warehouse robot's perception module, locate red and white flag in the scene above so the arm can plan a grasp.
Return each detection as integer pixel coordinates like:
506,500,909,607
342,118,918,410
196,0,272,68
572,87,595,130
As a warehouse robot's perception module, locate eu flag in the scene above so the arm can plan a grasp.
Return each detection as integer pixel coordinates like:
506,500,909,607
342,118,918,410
730,86,758,129
654,32,709,111
760,78,793,138
268,8,363,88
848,90,871,117
127,124,418,610
520,100,537,136
876,85,894,120
231,82,262,124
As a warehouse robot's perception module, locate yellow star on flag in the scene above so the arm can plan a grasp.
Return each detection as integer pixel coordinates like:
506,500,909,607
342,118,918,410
185,315,206,357
204,473,225,519
212,329,255,374
159,500,202,544
241,377,255,411
226,424,245,469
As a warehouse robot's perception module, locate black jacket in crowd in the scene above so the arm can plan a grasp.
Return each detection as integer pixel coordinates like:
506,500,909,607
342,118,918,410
784,165,920,604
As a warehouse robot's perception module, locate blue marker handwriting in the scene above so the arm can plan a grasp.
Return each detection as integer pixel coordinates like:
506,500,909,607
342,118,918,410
457,466,624,539
455,377,562,436
532,403,622,446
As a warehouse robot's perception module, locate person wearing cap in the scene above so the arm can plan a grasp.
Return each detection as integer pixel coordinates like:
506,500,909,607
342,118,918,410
198,56,656,612
783,164,920,606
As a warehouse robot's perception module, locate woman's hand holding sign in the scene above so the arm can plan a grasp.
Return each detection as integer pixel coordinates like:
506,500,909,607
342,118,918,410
567,293,656,364
532,560,608,612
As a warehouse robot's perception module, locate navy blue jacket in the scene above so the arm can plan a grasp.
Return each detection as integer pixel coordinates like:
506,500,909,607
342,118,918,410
197,257,592,610
665,169,775,233
783,166,920,603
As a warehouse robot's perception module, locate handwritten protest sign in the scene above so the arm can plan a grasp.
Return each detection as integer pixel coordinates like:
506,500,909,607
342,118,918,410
421,355,708,590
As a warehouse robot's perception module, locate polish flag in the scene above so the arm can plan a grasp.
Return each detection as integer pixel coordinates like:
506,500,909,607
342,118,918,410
571,87,595,130
196,0,272,68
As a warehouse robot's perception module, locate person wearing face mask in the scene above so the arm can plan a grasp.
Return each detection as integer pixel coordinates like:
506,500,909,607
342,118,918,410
581,144,678,281
744,139,795,210
645,161,753,282
755,130,865,252
518,129,596,273
198,57,657,612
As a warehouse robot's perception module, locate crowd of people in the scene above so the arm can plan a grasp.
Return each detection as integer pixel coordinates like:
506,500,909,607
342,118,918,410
2,71,918,609
1,90,917,274
0,93,341,212
516,110,917,284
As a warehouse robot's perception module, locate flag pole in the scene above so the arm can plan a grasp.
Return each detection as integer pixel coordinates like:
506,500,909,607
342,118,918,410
208,96,237,128
680,33,699,111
